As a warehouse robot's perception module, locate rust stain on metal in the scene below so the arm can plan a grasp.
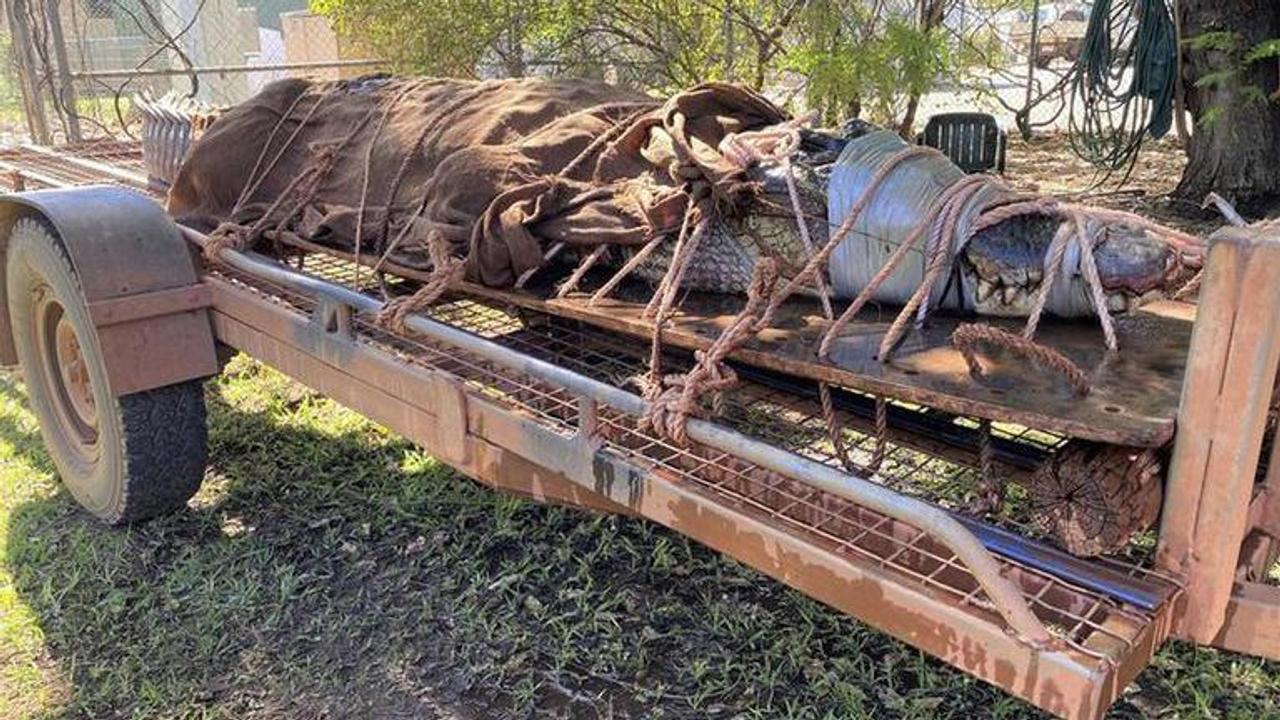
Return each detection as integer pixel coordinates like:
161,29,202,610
200,268,1184,720
267,234,1188,446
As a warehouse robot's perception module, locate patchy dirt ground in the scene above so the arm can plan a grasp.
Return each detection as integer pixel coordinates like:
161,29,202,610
2,136,1279,720
1004,132,1229,236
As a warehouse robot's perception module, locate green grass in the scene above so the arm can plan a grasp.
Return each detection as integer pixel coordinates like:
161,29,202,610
1,354,1279,719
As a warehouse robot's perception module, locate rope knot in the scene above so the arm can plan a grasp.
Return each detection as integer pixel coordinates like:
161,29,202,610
374,255,466,335
639,257,780,444
203,221,252,262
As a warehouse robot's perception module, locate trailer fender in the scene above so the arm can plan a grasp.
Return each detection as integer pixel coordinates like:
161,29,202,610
0,185,218,395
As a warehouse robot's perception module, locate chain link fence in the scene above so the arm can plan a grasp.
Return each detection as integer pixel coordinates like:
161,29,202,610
1,0,384,145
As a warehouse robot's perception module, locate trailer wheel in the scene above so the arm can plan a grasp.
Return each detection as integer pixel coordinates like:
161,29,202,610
6,218,208,523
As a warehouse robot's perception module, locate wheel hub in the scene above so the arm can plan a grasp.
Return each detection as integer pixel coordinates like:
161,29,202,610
35,291,99,451
54,315,97,429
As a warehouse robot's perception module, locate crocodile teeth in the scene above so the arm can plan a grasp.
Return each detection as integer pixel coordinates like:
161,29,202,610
1027,267,1044,284
977,278,997,302
1001,285,1020,305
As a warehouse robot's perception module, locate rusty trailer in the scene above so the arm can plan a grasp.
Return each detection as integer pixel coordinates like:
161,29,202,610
0,142,1276,720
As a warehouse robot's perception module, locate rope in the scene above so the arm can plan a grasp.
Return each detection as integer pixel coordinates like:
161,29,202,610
970,198,1204,262
813,174,1135,360
631,140,952,446
643,204,711,320
1060,203,1204,261
641,145,932,442
596,99,1205,447
951,323,1092,397
878,174,996,359
780,153,833,318
870,395,888,472
639,208,713,421
377,83,497,248
232,89,327,214
817,212,934,360
1172,270,1202,301
625,118,1187,446
640,258,778,444
204,155,328,261
515,243,567,290
560,104,652,179
375,234,466,334
972,419,1004,514
376,258,466,334
724,118,875,469
589,235,665,306
524,107,652,299
1022,223,1073,341
818,382,857,473
1071,214,1118,351
756,146,936,325
556,244,610,298
354,81,422,288
205,87,383,264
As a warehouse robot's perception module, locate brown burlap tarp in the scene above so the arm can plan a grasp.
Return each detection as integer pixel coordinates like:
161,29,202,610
168,75,786,287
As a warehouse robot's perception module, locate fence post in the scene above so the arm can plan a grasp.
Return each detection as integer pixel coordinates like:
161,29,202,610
1157,224,1280,642
43,0,83,143
5,0,53,144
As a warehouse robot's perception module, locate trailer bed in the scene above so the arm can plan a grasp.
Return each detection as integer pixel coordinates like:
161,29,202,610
0,140,1192,720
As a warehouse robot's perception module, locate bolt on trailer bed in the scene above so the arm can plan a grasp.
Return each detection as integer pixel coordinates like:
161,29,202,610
0,141,1277,720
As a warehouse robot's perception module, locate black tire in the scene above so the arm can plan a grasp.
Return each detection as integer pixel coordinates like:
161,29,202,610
6,217,208,523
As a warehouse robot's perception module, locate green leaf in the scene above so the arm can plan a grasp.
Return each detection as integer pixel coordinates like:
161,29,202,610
1185,31,1242,53
1244,38,1280,64
1192,69,1239,89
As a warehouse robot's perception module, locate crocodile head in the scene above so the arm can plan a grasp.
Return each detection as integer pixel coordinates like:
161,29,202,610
735,127,1186,318
960,211,1181,317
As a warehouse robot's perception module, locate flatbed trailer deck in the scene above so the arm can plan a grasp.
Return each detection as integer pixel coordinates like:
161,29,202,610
0,140,1276,720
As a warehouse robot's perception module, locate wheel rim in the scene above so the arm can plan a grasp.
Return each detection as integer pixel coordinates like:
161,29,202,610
34,285,100,463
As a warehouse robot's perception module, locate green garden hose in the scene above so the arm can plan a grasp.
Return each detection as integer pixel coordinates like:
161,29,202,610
1067,0,1178,178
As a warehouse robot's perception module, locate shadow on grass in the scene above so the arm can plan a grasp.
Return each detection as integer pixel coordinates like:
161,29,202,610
4,372,1279,720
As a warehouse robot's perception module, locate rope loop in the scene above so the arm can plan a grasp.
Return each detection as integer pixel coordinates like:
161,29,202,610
951,323,1091,397
640,257,779,444
375,257,466,335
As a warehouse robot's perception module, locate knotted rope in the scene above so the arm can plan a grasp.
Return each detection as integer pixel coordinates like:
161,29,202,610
204,143,342,262
231,89,328,215
622,121,1193,444
354,81,424,288
375,233,466,334
951,323,1091,397
639,258,779,444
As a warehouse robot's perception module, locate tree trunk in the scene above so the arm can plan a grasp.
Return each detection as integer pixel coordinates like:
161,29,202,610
898,0,950,138
1175,0,1280,215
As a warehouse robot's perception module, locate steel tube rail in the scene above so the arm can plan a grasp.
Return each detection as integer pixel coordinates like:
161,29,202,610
182,226,1054,647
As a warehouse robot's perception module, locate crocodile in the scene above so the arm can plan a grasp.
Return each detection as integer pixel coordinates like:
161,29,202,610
634,122,1191,320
